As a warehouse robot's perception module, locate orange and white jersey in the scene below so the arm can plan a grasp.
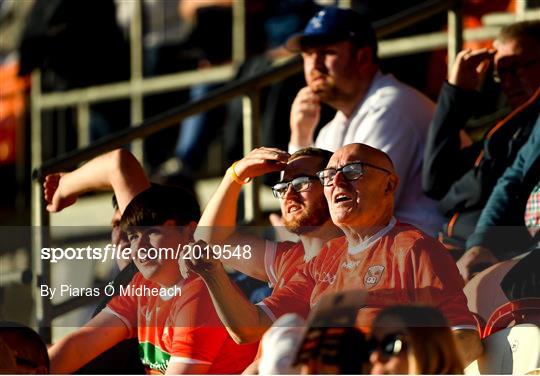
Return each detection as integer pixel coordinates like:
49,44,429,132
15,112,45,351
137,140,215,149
106,273,257,374
265,241,306,294
259,219,477,330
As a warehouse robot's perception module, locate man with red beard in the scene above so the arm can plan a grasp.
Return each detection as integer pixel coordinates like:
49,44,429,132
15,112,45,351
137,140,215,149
286,7,443,237
180,147,341,346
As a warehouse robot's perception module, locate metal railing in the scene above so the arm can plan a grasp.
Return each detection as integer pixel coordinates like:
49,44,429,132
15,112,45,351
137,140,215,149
29,0,540,341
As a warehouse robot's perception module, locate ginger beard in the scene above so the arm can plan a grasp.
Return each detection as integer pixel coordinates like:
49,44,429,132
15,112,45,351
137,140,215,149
282,198,330,235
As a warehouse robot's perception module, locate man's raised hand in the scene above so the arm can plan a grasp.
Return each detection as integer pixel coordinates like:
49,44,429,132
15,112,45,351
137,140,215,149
179,240,224,279
448,48,496,92
290,87,321,148
232,147,290,182
43,173,77,212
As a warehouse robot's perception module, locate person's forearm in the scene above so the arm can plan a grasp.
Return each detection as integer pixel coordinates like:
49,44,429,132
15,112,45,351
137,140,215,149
195,173,268,281
201,266,272,344
49,311,129,373
59,149,149,212
48,335,92,374
423,83,481,198
49,328,108,374
453,329,483,366
195,172,242,244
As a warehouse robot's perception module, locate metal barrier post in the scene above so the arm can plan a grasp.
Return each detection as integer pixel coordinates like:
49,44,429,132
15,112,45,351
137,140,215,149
232,0,246,65
30,71,52,342
447,5,463,76
516,0,528,19
77,103,90,148
130,0,145,162
242,92,261,223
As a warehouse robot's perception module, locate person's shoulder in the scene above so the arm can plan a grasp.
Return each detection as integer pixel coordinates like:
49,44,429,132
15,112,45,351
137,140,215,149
129,271,146,285
390,222,444,254
303,236,346,271
287,241,307,260
367,73,434,113
277,240,302,253
180,275,208,295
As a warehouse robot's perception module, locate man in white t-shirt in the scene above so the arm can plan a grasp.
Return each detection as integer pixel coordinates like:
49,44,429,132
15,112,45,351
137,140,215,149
287,7,443,235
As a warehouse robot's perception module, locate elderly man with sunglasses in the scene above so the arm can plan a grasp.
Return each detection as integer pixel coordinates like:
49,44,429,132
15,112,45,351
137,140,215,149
185,143,482,367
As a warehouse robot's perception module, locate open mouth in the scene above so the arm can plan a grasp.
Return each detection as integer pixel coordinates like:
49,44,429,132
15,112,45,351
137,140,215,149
334,193,352,204
136,251,152,265
287,204,302,213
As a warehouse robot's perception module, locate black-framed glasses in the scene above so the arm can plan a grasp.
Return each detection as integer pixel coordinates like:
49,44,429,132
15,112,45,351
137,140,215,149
317,162,391,186
272,176,318,198
367,334,408,360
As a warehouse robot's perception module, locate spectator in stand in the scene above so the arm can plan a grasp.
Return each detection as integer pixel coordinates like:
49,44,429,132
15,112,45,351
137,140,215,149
286,6,443,236
43,150,257,374
369,306,464,374
423,21,540,258
44,155,147,374
459,115,540,281
183,143,482,366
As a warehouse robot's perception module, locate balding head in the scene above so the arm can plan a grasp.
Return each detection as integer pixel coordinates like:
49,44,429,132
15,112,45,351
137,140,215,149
328,144,395,174
321,143,398,232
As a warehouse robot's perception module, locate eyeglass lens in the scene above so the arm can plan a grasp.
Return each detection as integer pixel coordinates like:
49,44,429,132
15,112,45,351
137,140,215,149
272,176,313,198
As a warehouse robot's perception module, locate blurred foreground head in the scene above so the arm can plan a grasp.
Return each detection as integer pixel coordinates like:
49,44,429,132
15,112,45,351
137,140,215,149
0,322,49,374
369,305,463,375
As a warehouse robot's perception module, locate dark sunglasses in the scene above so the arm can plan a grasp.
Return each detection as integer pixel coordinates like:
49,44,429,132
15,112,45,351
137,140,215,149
272,176,318,198
367,334,407,360
317,162,391,186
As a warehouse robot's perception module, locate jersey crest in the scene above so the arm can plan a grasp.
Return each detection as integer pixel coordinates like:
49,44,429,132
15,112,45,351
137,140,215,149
364,265,385,288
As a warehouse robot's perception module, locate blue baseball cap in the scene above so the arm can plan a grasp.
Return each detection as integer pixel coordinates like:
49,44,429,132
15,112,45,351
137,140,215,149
285,7,377,53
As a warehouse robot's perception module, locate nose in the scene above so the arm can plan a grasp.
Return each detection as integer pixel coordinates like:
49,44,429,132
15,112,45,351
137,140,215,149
332,170,348,187
282,183,298,200
314,52,326,71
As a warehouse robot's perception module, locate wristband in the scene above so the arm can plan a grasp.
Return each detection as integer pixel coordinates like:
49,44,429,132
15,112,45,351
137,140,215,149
228,161,251,185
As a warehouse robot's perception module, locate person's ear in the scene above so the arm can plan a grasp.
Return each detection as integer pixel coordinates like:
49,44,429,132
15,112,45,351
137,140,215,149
384,174,399,195
184,221,197,242
355,46,372,66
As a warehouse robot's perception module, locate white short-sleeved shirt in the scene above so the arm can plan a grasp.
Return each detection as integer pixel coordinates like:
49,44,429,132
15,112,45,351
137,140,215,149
290,71,444,236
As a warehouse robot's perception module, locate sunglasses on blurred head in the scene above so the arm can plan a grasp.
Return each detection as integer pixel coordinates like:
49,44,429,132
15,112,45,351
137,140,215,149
368,334,408,360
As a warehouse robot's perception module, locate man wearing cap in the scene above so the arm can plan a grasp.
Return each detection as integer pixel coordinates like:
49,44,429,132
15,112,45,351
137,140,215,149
286,7,443,236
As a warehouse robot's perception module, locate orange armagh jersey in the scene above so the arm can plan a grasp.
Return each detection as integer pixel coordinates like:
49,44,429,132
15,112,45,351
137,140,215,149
265,241,306,294
259,220,477,330
106,273,257,374
251,241,309,363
